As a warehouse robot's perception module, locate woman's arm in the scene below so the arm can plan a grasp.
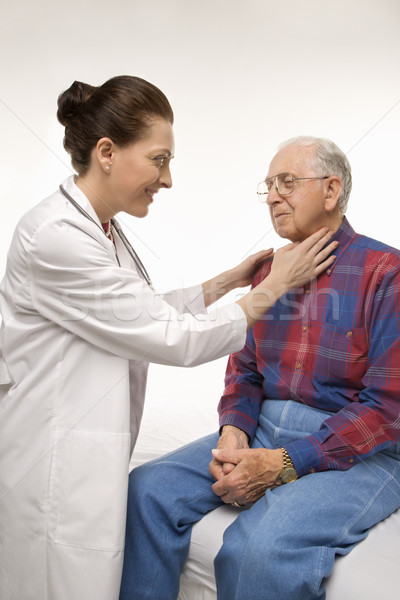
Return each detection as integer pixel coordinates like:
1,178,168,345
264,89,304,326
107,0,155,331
201,249,274,308
237,228,338,330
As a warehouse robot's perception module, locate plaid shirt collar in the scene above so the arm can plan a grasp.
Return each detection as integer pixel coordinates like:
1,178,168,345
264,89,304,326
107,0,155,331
324,217,356,277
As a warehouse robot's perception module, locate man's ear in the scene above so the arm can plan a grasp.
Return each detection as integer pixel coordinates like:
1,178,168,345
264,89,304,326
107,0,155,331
324,176,342,212
96,137,114,172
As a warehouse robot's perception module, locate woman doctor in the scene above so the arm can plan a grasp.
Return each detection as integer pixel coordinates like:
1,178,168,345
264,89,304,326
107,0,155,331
0,75,337,600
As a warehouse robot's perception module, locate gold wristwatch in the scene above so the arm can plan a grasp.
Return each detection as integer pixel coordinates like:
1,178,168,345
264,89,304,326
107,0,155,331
280,447,298,484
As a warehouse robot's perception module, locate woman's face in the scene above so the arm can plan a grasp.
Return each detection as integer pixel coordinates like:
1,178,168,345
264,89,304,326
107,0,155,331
109,117,175,218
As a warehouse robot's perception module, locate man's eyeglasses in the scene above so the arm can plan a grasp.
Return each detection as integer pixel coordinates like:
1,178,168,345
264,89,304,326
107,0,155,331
257,173,330,201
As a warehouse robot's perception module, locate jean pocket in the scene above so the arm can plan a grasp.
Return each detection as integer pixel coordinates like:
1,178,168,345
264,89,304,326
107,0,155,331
48,429,131,551
382,441,400,462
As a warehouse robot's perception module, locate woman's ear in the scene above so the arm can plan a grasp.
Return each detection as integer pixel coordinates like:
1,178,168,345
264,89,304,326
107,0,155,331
96,137,114,173
324,176,342,213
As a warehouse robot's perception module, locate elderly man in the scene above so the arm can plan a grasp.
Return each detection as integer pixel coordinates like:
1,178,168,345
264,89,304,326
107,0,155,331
119,137,400,600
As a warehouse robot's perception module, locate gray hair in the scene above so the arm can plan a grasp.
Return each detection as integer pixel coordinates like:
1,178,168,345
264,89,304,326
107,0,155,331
278,136,352,213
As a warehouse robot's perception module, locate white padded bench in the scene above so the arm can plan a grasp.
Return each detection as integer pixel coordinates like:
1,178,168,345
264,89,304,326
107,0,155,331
178,503,400,599
131,406,400,599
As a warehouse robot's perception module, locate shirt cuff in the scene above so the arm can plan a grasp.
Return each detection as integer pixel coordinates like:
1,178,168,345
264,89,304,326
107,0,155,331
210,302,247,355
284,437,326,477
162,284,206,315
219,412,258,441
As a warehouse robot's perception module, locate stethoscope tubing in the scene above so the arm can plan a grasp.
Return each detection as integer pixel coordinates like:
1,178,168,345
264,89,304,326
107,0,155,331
59,184,152,286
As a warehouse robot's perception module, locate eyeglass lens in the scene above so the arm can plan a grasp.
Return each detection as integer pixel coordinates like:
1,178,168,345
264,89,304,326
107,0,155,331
258,173,294,196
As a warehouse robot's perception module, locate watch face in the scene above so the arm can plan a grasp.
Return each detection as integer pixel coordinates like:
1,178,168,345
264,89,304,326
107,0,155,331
281,467,298,484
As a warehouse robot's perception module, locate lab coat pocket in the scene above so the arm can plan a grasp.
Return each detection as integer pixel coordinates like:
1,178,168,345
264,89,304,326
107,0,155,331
49,429,131,552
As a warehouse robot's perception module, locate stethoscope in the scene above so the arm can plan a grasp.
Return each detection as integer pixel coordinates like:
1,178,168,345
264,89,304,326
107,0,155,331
59,184,152,286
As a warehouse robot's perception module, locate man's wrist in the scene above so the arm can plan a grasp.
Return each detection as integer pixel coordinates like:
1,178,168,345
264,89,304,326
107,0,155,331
220,425,250,443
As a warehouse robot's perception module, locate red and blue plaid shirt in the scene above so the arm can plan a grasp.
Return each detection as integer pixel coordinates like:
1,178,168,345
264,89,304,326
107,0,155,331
219,218,400,476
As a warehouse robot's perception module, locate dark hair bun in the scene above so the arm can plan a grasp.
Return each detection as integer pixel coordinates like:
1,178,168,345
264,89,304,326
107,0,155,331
57,81,96,126
57,75,173,175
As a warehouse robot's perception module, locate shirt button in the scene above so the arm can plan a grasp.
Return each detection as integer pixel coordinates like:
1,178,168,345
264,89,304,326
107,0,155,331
305,289,311,295
326,269,332,275
302,326,308,332
346,330,353,338
349,457,354,463
296,362,302,369
309,468,316,474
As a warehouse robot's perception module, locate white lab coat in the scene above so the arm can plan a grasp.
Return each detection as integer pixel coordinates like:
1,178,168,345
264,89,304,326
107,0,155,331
0,176,246,600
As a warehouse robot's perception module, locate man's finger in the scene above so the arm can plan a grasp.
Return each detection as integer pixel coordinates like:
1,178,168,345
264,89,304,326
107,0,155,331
222,462,235,475
212,448,242,464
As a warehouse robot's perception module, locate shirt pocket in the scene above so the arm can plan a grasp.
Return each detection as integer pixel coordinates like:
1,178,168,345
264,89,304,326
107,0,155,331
48,429,131,552
314,325,369,384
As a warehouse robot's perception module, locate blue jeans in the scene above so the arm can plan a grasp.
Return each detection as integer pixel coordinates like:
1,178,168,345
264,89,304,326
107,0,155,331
119,400,400,600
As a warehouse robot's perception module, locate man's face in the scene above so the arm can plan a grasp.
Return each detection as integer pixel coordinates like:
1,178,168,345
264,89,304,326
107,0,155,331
266,144,329,242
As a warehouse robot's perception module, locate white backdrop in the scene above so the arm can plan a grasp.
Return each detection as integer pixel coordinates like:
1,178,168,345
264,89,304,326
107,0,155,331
1,0,400,459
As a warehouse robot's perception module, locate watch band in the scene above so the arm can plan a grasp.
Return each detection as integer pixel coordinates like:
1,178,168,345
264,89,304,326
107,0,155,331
281,447,295,469
280,447,298,484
